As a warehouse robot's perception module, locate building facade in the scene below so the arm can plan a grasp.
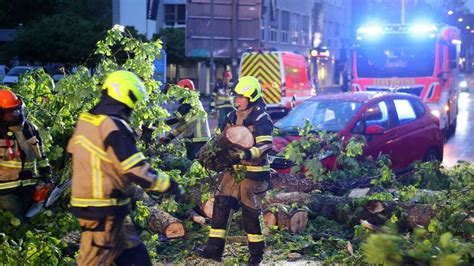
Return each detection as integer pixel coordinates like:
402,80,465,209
313,0,352,88
112,0,354,93
259,0,313,54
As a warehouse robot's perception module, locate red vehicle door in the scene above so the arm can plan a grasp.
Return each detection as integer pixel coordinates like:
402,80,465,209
353,100,402,168
389,98,428,168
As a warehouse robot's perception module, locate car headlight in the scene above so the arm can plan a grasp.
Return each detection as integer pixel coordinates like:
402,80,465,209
460,80,468,88
431,109,440,118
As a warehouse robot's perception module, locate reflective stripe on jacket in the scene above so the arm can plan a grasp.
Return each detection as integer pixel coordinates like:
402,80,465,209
211,81,234,111
169,101,211,143
0,121,47,192
224,100,273,180
68,112,170,219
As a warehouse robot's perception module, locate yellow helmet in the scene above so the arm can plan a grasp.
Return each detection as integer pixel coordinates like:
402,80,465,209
102,70,146,108
233,76,261,103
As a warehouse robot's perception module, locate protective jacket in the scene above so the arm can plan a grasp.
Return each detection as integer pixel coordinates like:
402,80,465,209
68,110,171,220
166,100,210,143
0,121,50,195
210,81,234,112
221,99,273,181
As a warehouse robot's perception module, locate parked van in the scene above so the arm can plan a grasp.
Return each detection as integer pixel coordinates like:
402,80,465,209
239,50,315,113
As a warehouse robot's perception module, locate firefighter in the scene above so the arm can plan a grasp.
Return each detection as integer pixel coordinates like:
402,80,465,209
0,88,51,222
160,79,211,160
211,70,234,129
196,76,273,265
67,70,182,266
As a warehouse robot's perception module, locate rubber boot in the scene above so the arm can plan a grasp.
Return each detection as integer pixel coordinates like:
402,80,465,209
195,195,239,261
195,238,225,262
242,205,265,265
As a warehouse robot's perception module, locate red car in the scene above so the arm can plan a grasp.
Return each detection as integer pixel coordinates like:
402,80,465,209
270,92,444,173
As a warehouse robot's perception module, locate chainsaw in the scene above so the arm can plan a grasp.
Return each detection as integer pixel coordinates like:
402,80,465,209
25,178,72,218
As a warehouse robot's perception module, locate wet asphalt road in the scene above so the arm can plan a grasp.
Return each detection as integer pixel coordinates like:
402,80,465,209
443,90,474,167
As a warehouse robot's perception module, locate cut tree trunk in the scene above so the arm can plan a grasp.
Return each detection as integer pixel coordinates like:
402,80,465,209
264,192,437,230
263,205,309,233
270,172,376,195
270,172,319,192
197,125,254,171
129,185,186,238
147,208,186,238
203,197,215,218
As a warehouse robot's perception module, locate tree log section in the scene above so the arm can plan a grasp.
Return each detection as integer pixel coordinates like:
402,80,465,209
147,208,186,238
129,185,186,238
264,192,436,230
197,125,254,171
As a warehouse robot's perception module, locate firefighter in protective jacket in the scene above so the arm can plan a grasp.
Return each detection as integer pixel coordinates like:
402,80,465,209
196,76,273,265
160,79,210,160
0,88,51,221
211,70,234,129
68,70,181,266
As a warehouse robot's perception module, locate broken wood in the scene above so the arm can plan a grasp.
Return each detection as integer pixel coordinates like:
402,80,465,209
129,185,186,238
263,210,277,228
263,205,309,233
264,192,437,230
197,125,254,171
202,197,215,218
147,208,186,238
270,172,376,195
270,172,320,192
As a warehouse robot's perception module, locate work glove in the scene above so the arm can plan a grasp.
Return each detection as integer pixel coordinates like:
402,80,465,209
228,148,251,163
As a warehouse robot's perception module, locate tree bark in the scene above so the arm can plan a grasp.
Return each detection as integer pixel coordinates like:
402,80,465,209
129,185,186,238
147,208,186,238
270,172,320,192
197,125,254,171
262,205,308,233
270,172,375,195
264,192,437,230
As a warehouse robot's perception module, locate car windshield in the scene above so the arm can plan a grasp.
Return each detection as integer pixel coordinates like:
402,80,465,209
356,35,436,78
6,67,31,77
275,99,363,132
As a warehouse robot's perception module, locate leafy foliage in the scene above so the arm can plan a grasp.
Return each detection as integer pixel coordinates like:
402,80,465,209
280,119,391,182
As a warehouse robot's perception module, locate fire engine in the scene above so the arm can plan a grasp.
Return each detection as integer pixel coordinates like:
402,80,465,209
352,24,461,138
239,50,315,114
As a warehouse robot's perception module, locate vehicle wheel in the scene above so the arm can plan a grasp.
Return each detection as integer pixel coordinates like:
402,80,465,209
423,148,441,163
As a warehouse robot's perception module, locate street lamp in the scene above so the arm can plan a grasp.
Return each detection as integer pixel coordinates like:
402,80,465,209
448,10,454,15
467,26,471,30
458,17,464,22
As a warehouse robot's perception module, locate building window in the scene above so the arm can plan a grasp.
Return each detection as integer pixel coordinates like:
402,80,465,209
270,28,278,42
281,31,289,43
164,4,186,28
335,22,340,36
291,32,298,45
302,16,309,32
281,11,290,31
301,33,308,45
261,26,266,41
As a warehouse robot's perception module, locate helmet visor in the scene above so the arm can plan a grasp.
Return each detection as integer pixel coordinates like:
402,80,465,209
0,107,25,127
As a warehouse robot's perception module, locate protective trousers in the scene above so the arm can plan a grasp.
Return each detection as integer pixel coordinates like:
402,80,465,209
206,172,269,259
76,215,149,266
